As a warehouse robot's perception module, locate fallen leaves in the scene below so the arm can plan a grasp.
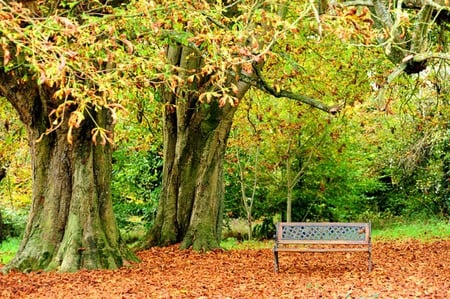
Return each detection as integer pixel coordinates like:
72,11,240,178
0,240,449,298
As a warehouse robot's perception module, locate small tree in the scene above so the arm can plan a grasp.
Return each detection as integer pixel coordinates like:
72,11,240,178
236,145,260,240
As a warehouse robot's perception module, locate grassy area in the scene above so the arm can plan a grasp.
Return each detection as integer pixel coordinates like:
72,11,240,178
372,219,450,242
221,238,272,250
0,238,20,264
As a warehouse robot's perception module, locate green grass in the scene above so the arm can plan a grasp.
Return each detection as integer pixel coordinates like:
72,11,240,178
0,238,20,264
221,238,272,250
372,219,450,242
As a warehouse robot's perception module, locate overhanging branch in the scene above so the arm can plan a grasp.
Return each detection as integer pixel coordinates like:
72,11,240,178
160,25,339,114
251,63,338,114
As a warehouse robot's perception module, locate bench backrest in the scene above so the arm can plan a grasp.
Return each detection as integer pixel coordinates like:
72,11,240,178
275,222,371,245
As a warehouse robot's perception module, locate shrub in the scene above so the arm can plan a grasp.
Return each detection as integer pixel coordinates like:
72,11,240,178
0,208,27,241
112,147,162,233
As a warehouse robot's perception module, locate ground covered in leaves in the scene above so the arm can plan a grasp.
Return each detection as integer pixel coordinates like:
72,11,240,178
1,240,449,298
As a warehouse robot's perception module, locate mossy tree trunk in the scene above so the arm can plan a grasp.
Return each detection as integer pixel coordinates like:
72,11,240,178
0,73,138,273
143,44,251,251
0,210,3,243
0,164,4,243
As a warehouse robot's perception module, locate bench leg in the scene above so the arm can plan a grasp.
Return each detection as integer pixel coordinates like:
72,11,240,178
273,250,279,273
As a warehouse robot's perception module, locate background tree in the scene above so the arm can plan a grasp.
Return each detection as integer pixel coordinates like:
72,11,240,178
364,0,450,217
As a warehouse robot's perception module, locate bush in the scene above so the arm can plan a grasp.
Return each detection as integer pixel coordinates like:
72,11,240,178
252,217,276,240
112,146,162,234
0,208,27,241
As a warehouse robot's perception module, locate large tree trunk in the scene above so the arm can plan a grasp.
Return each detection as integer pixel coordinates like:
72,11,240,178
0,164,4,243
0,74,138,272
143,44,251,251
150,100,237,250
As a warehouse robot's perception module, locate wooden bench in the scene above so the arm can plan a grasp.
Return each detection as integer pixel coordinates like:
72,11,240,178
273,222,372,272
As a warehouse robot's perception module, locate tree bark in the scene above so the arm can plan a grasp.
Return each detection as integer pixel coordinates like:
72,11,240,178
142,43,251,251
0,73,138,272
0,209,3,243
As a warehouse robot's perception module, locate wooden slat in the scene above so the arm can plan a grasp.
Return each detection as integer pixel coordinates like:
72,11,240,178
274,247,369,252
279,222,369,227
277,239,368,245
273,222,372,273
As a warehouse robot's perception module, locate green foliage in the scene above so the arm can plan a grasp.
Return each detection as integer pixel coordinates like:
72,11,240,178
111,124,163,230
372,219,450,241
0,208,27,239
112,144,162,231
252,217,276,240
370,61,450,218
0,237,20,264
0,98,31,210
111,92,163,234
223,17,388,223
225,94,386,223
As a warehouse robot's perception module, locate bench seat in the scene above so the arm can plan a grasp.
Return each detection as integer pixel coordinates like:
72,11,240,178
273,222,372,272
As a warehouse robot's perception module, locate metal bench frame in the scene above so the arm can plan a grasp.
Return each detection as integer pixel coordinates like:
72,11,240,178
273,222,372,272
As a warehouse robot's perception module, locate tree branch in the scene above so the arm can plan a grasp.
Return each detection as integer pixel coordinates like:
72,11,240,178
342,1,374,7
160,14,339,114
251,63,338,114
374,51,450,103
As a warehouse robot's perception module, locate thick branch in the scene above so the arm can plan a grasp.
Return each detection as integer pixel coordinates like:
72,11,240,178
251,63,336,114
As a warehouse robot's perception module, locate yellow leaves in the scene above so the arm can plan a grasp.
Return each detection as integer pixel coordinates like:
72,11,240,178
58,55,66,72
41,101,121,146
322,6,376,45
274,84,281,94
48,101,77,123
230,83,240,96
199,91,220,103
198,89,238,108
1,37,11,66
107,103,128,126
68,111,85,129
54,16,79,36
219,94,238,108
67,126,74,144
91,127,114,146
119,34,134,54
53,87,72,100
